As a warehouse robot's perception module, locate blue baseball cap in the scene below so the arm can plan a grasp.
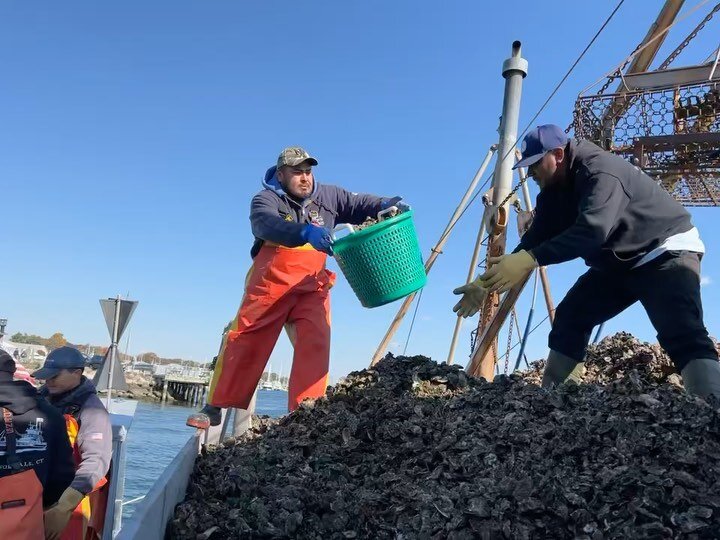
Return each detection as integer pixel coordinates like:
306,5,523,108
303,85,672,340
513,124,569,170
32,346,86,379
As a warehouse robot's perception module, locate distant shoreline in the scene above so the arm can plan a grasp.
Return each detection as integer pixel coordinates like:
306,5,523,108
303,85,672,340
87,367,174,403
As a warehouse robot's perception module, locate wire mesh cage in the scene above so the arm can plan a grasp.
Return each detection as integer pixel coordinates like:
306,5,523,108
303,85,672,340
574,79,720,206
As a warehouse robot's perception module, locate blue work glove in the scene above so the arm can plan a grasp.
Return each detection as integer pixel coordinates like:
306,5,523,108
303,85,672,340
302,224,334,255
382,196,411,213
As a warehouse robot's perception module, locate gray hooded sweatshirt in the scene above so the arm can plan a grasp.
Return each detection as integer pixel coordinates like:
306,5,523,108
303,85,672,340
42,377,112,494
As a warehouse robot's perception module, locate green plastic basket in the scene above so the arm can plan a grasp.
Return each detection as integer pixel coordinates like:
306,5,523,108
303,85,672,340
333,210,427,308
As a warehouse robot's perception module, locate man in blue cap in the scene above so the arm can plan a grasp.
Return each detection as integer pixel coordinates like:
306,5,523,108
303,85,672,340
453,124,720,399
33,346,112,539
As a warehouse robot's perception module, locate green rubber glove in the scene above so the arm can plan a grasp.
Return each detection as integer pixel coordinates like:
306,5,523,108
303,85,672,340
481,250,538,293
44,487,84,540
452,278,489,318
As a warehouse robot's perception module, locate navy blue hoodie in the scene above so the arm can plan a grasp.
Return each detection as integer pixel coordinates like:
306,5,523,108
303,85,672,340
249,166,390,258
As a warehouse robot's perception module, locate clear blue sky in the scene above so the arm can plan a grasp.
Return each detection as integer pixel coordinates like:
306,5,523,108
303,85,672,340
2,1,719,382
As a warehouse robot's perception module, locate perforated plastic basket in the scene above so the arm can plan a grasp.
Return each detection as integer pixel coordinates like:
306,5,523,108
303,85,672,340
333,210,426,308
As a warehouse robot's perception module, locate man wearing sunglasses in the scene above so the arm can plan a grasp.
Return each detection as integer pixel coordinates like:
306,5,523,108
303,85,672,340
453,124,720,399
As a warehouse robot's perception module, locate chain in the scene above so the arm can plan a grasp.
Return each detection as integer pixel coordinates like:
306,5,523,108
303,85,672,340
497,177,528,215
593,2,719,93
569,3,720,135
473,176,531,249
598,40,642,96
659,2,720,70
565,30,644,135
504,310,515,375
567,59,634,134
505,314,551,356
481,179,527,375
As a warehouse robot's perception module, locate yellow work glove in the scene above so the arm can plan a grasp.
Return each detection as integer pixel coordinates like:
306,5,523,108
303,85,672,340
480,250,538,293
44,487,84,540
452,278,489,318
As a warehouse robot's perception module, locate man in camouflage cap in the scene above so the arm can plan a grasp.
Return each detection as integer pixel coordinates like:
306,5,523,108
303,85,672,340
277,146,319,168
188,147,410,427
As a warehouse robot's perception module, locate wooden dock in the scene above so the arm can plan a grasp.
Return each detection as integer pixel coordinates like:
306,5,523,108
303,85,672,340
152,374,209,405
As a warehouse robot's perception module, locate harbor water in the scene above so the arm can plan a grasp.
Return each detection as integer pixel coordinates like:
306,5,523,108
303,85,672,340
121,389,288,519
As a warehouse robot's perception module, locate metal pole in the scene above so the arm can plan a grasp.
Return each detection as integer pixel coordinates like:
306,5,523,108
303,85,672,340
232,388,257,437
447,204,489,364
111,425,128,537
470,41,528,381
592,323,605,344
520,176,532,209
219,408,233,442
515,268,539,371
370,145,498,365
709,44,720,81
106,295,121,410
515,161,555,324
467,275,531,377
492,42,526,208
511,306,529,368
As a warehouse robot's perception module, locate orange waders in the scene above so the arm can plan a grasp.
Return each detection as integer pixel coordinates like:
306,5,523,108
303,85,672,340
0,408,44,540
60,415,108,540
208,244,335,411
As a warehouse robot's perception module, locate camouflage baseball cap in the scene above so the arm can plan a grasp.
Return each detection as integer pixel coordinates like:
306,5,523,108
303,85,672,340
277,147,318,169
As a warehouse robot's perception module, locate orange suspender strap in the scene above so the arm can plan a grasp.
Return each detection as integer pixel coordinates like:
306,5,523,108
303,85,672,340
64,413,82,466
2,408,21,471
63,413,108,491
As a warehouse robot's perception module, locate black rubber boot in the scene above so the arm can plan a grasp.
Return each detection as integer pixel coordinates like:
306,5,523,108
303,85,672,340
681,358,720,401
186,404,222,429
541,349,585,389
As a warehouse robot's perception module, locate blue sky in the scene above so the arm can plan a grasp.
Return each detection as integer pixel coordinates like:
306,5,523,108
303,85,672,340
2,1,719,382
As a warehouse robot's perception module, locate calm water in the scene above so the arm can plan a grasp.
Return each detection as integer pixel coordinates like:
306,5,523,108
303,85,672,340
121,390,288,520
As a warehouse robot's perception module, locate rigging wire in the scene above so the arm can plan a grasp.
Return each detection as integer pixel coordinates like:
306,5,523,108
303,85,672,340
402,1,627,352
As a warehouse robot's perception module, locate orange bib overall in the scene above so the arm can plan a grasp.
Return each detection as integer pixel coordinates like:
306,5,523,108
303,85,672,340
208,244,335,411
0,408,44,540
